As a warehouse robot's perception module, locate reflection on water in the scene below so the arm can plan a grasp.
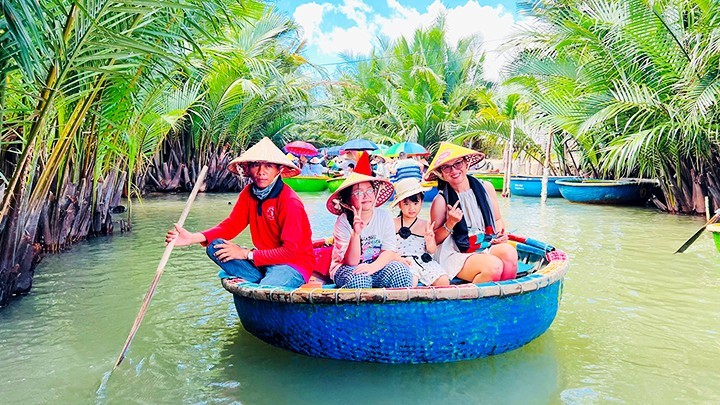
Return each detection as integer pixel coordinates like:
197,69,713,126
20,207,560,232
0,192,719,403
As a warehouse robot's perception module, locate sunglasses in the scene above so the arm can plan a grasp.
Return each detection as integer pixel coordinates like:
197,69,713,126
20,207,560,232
439,159,465,174
351,188,376,198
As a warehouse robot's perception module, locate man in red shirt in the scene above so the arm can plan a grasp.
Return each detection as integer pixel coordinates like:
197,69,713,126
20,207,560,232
165,137,316,288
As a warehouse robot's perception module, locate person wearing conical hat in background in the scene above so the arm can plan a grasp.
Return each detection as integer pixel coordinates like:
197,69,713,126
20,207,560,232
425,142,518,283
165,137,316,288
370,152,388,178
326,170,414,289
300,156,327,176
391,178,450,287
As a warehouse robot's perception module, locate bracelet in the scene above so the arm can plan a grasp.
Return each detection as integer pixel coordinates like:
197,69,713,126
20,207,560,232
443,224,454,234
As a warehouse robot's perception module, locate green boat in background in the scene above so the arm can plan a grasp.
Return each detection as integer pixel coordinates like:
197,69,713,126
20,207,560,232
327,177,345,192
284,176,330,192
470,172,504,191
708,223,720,253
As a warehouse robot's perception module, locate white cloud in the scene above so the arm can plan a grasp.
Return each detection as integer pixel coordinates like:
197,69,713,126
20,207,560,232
294,0,525,81
318,25,376,55
293,2,334,44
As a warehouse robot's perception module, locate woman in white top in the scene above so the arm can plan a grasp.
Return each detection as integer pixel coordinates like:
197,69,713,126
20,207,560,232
426,142,518,283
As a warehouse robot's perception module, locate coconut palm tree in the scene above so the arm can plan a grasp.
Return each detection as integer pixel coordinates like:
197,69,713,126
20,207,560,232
507,0,720,214
145,10,318,192
0,0,266,306
312,17,488,152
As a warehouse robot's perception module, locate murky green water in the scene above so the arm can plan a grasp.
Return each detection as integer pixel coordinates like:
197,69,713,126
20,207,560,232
1,192,719,404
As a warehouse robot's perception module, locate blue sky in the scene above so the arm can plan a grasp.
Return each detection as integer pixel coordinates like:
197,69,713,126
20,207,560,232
269,1,524,80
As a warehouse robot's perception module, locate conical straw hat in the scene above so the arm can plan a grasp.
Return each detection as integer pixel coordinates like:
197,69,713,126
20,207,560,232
390,178,432,208
228,137,300,177
424,142,485,181
326,172,394,215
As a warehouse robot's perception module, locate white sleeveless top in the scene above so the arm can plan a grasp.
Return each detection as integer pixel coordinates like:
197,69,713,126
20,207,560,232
435,189,491,278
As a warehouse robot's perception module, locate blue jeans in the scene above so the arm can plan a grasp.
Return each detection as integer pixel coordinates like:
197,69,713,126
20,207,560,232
207,239,305,288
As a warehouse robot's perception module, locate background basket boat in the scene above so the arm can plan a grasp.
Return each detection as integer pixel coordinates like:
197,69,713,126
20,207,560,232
470,172,504,191
556,179,655,204
283,176,330,192
708,223,720,253
510,176,580,197
326,176,345,192
221,236,568,363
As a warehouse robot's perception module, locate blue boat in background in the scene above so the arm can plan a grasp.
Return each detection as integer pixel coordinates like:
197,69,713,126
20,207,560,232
510,176,579,197
422,180,438,202
556,179,655,204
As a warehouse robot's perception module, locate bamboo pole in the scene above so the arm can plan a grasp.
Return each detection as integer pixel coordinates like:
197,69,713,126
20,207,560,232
502,120,514,198
111,165,207,371
541,130,553,203
705,196,710,221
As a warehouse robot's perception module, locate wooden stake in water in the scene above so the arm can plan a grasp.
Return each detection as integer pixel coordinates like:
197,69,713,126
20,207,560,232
112,165,208,370
541,129,553,204
705,196,710,221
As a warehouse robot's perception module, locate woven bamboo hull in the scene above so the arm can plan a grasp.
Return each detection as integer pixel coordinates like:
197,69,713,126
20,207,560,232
222,256,568,363
283,176,329,192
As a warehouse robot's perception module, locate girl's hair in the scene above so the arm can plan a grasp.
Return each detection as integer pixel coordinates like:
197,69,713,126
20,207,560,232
338,182,378,224
402,192,424,204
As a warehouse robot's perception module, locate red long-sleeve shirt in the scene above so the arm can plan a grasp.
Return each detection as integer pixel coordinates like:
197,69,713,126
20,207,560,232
201,183,316,282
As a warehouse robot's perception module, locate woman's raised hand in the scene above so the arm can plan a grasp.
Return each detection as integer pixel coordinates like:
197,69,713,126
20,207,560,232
351,205,366,234
446,201,463,228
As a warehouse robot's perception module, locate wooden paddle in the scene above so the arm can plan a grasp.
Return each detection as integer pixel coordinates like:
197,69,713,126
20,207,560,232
674,209,720,254
112,165,208,369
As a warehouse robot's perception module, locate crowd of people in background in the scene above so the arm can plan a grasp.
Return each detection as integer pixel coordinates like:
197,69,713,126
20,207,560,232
289,148,432,181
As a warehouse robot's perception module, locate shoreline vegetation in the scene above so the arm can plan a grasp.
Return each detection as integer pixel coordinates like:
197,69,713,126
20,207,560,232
1,0,719,307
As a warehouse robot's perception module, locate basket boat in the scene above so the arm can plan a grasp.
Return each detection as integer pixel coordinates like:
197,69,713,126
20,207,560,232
510,176,579,198
326,176,345,192
421,181,438,202
708,223,720,253
283,175,330,192
221,236,569,363
469,172,504,191
556,179,654,204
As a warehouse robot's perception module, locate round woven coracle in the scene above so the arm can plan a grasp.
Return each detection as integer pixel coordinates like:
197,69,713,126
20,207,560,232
221,238,569,363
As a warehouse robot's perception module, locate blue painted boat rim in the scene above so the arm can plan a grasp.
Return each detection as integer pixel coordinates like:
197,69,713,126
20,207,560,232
222,257,568,304
511,176,579,181
556,179,643,187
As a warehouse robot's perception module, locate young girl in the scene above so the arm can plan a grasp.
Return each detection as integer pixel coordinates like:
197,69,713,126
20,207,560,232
326,172,414,289
391,178,450,286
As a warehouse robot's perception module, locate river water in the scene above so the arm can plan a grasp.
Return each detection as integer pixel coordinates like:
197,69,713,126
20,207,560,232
1,191,718,404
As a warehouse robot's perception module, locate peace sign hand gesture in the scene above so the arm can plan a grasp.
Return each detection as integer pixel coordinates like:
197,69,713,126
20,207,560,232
424,221,436,239
351,205,366,234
